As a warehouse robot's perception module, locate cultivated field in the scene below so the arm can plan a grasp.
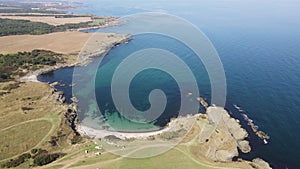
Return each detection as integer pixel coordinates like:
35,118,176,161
0,31,127,55
0,15,92,26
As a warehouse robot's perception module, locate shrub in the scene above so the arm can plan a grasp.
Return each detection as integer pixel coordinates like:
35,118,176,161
159,129,187,140
2,82,20,91
71,135,82,144
104,135,122,141
33,153,63,166
32,149,48,158
31,148,38,154
1,153,31,168
49,136,58,147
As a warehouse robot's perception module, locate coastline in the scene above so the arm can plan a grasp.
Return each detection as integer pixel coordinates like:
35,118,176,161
78,123,170,140
17,30,273,169
19,33,131,83
0,11,273,168
77,106,272,169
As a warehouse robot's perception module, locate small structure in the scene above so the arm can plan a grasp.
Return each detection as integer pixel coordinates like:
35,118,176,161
95,145,102,150
95,152,101,156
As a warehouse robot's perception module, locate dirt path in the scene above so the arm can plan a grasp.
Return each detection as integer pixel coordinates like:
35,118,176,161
0,115,59,163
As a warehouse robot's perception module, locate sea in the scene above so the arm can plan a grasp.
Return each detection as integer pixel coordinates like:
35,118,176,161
38,0,300,168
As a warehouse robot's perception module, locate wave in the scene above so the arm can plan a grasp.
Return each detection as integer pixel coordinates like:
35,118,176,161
233,104,244,112
233,104,257,128
233,104,269,144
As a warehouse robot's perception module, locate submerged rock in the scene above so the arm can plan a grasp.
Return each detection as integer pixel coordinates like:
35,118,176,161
256,131,270,139
50,81,59,87
71,96,79,103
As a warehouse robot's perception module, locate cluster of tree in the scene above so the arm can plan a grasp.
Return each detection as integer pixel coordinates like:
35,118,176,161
32,151,65,166
0,18,106,37
0,148,66,168
1,153,31,168
0,18,55,36
0,8,63,14
0,50,64,82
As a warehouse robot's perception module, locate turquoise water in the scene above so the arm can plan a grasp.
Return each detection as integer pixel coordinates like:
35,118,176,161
94,34,209,130
38,0,300,168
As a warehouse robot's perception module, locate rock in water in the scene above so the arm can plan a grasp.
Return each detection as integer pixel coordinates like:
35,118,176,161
252,158,272,169
237,140,251,153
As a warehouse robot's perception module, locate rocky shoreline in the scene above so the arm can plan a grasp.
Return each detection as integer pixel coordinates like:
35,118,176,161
78,105,272,168
14,26,272,168
16,32,132,149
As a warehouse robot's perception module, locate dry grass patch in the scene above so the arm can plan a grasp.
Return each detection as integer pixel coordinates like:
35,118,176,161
180,122,201,144
0,15,92,26
0,32,128,58
0,120,52,160
0,82,69,163
0,82,62,129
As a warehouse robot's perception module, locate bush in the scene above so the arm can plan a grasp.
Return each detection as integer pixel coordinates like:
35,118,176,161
1,153,31,168
2,82,20,91
32,149,48,158
71,135,82,144
159,129,186,140
31,148,38,154
147,135,155,140
33,153,63,166
104,135,122,141
49,136,58,147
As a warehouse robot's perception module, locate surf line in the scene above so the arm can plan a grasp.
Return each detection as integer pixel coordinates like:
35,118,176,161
233,104,270,144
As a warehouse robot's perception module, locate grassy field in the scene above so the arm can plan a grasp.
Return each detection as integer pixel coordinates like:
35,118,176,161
0,120,52,159
0,82,68,164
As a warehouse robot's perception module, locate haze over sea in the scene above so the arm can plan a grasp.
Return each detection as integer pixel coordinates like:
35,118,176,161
39,0,300,168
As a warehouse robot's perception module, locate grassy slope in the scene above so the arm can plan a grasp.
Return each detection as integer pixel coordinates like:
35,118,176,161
0,82,67,162
0,120,52,159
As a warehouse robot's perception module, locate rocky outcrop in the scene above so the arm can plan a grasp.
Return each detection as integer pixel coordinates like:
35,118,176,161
197,97,209,109
203,106,251,162
251,158,272,169
64,103,79,135
51,89,66,104
237,140,251,153
70,96,79,103
49,81,59,87
78,34,132,66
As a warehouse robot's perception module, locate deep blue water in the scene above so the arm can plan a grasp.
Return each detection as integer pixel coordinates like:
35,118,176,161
38,0,300,168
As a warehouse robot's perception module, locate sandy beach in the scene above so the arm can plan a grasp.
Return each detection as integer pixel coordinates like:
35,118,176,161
77,124,171,140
